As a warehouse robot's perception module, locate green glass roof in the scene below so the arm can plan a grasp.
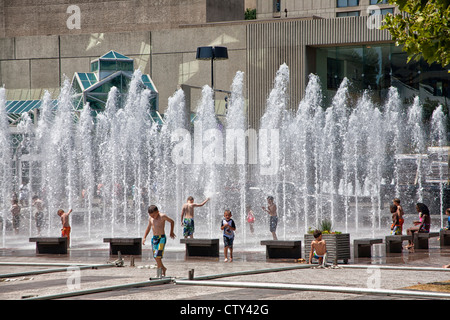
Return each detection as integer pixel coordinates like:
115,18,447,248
77,72,98,90
100,51,132,60
6,99,58,124
141,74,156,91
7,100,41,114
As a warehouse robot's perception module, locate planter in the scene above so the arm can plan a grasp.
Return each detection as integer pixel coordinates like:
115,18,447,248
303,233,350,264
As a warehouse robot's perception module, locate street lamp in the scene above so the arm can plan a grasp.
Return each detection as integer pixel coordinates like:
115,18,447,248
196,46,228,92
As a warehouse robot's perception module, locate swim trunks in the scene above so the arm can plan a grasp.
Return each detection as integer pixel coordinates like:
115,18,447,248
152,234,167,259
269,215,278,232
223,236,234,248
313,250,324,260
391,224,401,235
35,212,44,228
61,226,71,239
183,218,195,237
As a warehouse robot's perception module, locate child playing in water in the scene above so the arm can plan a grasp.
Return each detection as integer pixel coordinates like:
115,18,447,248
390,204,401,235
10,199,21,235
246,205,255,235
221,209,236,262
309,229,327,267
393,198,405,233
57,208,72,246
180,196,209,238
143,205,176,277
262,196,278,240
445,208,450,230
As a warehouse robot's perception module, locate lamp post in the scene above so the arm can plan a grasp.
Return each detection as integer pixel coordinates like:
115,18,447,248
196,46,228,96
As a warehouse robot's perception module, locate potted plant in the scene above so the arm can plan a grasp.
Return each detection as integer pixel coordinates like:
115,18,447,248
304,219,350,264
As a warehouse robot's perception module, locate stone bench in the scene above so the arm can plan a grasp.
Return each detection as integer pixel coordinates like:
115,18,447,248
413,232,439,249
440,229,450,247
180,238,219,257
103,238,142,255
353,238,383,258
260,240,302,259
385,235,412,253
29,237,68,254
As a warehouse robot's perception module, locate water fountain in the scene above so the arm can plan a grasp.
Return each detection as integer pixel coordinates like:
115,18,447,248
1,64,448,250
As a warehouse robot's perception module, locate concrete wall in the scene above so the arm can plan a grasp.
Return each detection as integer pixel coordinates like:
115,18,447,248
0,23,247,115
0,15,392,129
0,0,246,38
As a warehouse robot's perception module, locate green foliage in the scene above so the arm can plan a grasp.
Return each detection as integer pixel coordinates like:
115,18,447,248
307,219,342,234
380,0,450,68
245,8,257,20
319,219,333,233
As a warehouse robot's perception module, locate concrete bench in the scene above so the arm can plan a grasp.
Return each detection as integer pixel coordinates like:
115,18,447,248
440,229,450,247
29,237,68,254
103,238,142,255
413,232,439,249
260,240,302,259
180,238,219,257
353,238,383,258
385,235,412,253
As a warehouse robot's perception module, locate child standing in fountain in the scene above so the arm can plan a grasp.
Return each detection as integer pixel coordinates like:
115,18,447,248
309,230,327,267
180,196,209,238
10,199,21,235
262,196,277,240
221,209,236,262
143,205,175,277
393,198,405,234
57,208,72,246
390,204,401,235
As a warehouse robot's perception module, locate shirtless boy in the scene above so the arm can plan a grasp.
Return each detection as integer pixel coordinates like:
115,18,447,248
57,208,72,246
143,205,175,277
262,196,278,240
180,196,209,238
309,229,327,266
393,198,405,233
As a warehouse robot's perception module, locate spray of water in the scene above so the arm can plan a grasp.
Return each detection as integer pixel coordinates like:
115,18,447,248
2,64,447,249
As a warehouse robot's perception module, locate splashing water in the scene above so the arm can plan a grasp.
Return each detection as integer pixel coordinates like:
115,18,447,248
1,64,447,249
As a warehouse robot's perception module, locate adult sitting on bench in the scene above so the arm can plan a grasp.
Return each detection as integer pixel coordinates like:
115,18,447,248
406,202,431,250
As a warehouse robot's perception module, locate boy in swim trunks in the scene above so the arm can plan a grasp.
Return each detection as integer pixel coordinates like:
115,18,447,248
143,205,175,277
180,196,209,238
57,208,72,247
393,198,404,234
309,229,327,267
390,204,402,235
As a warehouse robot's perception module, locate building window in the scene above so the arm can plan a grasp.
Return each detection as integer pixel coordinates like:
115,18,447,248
369,8,394,15
337,0,359,8
315,43,450,106
336,11,360,17
274,0,281,12
370,0,388,4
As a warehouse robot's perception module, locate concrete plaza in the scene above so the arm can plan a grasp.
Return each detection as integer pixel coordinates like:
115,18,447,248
1,235,449,303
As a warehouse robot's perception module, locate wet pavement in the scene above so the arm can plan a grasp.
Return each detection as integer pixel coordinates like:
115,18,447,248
0,235,449,307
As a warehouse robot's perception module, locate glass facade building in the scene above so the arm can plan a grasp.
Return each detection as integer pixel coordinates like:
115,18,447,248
71,51,162,124
315,43,449,113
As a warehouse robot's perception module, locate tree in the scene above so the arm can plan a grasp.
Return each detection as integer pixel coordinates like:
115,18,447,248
245,8,256,20
381,0,450,68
